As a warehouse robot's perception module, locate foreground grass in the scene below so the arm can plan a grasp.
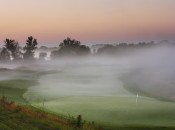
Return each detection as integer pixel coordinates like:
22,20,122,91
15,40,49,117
0,97,100,130
1,97,175,130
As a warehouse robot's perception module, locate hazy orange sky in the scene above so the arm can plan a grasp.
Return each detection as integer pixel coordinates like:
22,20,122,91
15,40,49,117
0,0,175,46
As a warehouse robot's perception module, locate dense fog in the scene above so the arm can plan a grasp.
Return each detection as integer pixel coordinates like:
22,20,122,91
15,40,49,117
122,45,175,100
0,44,175,101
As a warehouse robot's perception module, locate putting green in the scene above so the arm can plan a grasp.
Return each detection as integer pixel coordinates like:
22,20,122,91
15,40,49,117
32,96,175,127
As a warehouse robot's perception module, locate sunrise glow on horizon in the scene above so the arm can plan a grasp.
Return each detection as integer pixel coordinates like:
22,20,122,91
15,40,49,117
0,0,175,46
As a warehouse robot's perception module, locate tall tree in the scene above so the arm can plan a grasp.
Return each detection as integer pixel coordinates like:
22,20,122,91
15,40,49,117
51,37,90,58
0,48,10,62
4,39,21,61
23,36,38,60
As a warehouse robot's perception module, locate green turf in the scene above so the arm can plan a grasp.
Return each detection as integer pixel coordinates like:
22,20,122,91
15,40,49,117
32,96,175,129
0,69,58,103
0,79,38,104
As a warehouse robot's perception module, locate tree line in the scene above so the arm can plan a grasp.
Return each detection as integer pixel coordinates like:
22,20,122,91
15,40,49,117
97,41,156,55
0,37,91,62
0,36,38,62
0,36,173,62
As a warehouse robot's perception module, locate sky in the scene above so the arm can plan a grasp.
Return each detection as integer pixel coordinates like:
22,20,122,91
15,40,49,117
0,0,175,46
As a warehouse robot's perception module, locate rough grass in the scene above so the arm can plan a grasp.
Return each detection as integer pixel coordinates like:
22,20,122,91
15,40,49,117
0,97,85,130
0,104,63,130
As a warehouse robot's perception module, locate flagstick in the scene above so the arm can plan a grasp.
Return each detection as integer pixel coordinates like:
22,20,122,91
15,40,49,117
136,93,139,107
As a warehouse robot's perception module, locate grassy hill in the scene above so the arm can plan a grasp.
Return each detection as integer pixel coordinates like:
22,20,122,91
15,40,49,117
0,97,99,130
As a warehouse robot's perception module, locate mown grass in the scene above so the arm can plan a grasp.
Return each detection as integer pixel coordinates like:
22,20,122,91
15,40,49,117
33,96,175,130
0,69,59,103
0,79,38,104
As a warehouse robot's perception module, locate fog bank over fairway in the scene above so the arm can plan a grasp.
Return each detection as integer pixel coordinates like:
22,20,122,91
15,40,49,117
22,45,175,127
24,44,175,101
1,44,175,127
122,45,175,101
24,58,132,101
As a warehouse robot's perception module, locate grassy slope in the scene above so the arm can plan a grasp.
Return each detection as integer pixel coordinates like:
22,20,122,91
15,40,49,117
0,97,88,130
0,106,68,130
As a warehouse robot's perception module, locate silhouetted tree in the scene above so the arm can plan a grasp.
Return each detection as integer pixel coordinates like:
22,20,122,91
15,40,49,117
4,39,21,61
59,37,80,48
97,41,156,55
23,36,38,60
77,45,90,55
51,37,90,58
0,48,10,62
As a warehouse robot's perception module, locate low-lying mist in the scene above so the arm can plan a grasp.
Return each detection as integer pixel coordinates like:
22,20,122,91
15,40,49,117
121,44,175,100
1,44,175,101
